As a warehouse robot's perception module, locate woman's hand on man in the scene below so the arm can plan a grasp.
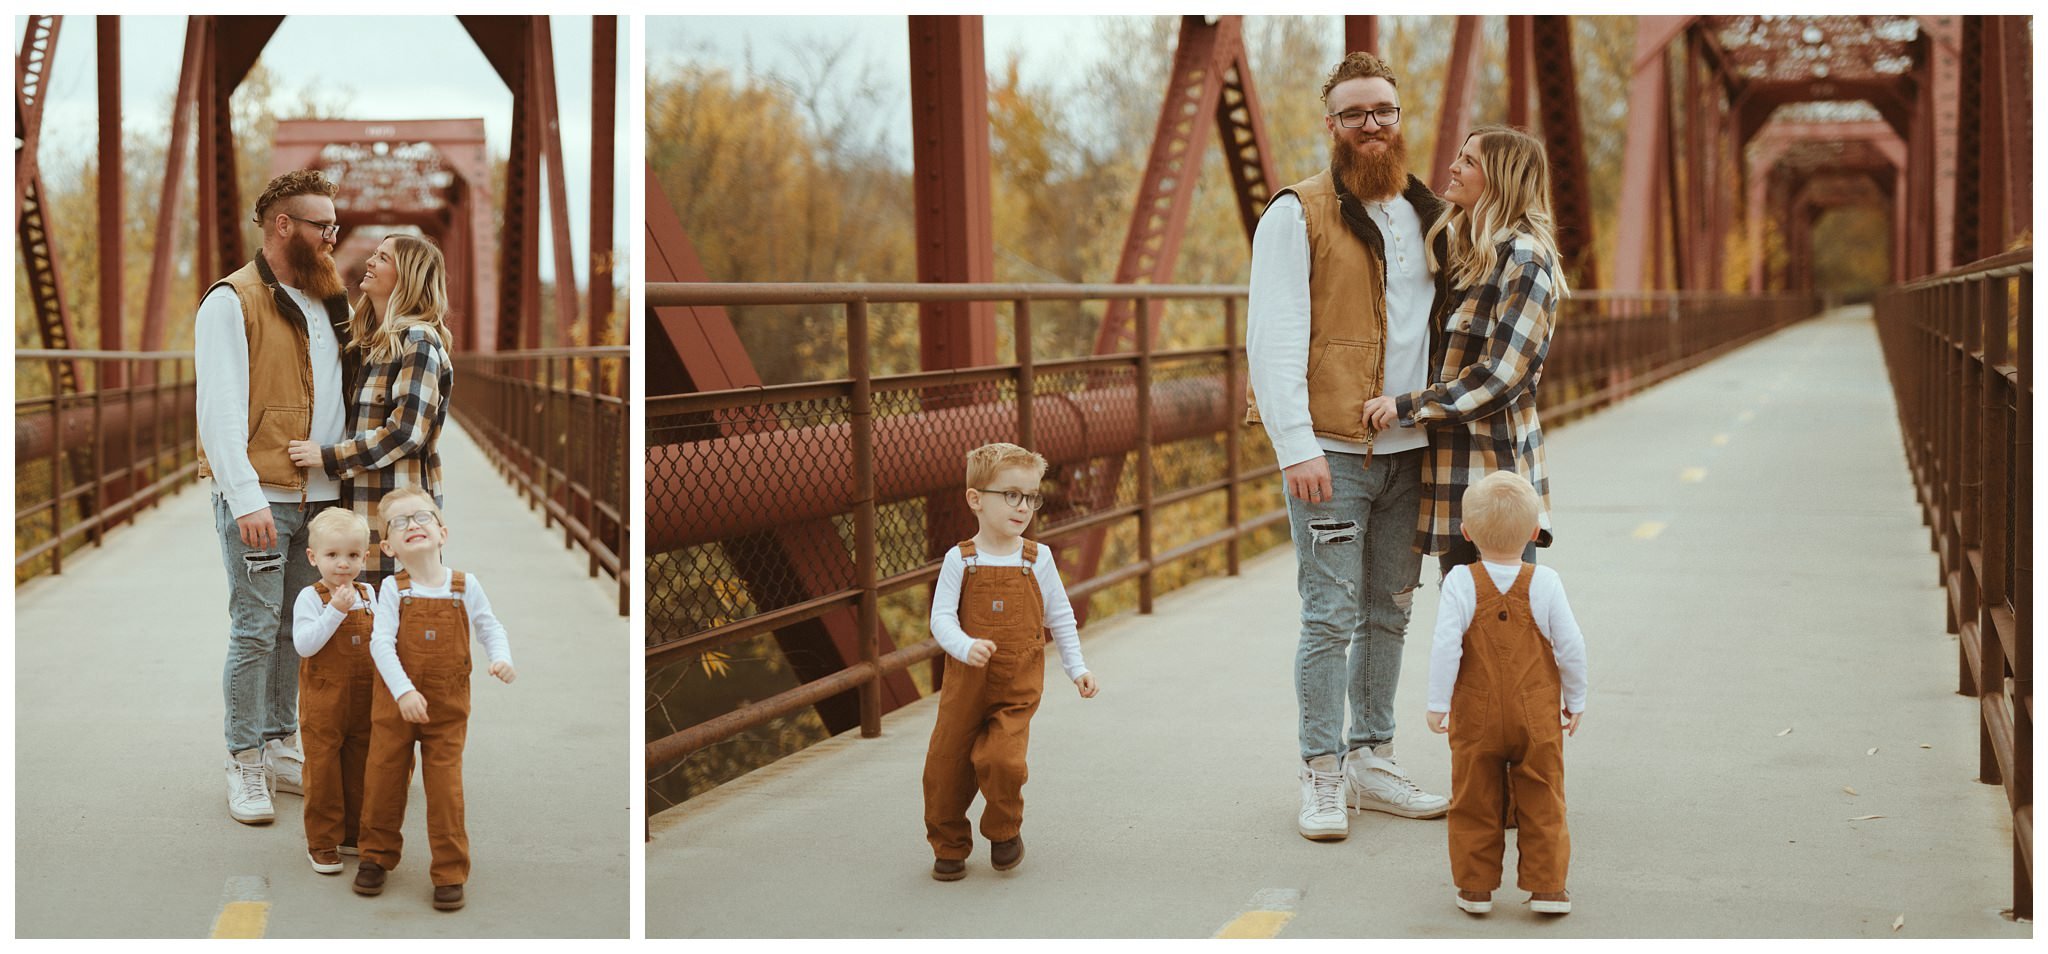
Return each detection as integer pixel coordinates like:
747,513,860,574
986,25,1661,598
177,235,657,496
1363,395,1400,431
286,439,323,468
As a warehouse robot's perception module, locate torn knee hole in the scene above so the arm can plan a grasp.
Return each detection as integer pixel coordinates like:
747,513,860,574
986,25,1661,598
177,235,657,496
1308,521,1359,545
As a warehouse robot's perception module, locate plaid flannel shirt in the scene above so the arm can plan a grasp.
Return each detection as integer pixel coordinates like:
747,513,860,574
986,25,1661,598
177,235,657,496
319,326,452,576
1392,229,1559,556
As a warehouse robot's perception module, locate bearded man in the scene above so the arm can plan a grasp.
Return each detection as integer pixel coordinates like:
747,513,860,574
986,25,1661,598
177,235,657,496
194,170,352,825
1245,52,1454,841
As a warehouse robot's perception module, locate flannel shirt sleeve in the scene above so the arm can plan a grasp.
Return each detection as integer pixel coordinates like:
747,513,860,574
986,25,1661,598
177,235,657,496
320,328,447,480
1394,243,1557,428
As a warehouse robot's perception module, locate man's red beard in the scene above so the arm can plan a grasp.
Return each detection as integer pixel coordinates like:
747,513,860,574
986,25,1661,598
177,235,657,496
285,234,346,300
1331,129,1409,202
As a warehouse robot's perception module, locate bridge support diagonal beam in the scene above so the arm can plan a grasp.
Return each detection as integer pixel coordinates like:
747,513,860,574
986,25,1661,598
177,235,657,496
531,17,581,348
462,15,540,352
1531,16,1598,288
1430,16,1482,196
1612,17,1687,291
1507,16,1532,129
14,15,60,225
140,21,202,364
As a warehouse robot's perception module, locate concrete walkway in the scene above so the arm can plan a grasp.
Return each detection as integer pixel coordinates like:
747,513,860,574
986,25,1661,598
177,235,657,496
648,307,2030,939
15,420,629,938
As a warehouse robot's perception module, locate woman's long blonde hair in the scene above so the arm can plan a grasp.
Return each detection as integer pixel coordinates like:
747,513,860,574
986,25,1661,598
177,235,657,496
1425,125,1571,298
348,234,452,364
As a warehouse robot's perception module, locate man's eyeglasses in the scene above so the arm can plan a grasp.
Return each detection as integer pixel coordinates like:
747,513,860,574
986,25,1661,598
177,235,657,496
386,510,443,533
1332,107,1402,128
975,488,1044,511
287,214,341,240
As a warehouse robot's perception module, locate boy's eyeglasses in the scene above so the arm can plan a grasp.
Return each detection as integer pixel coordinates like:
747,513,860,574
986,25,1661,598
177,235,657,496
385,511,443,533
975,488,1044,511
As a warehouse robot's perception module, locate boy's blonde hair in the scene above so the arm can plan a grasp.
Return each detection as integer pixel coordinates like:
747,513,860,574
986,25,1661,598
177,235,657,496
964,442,1047,489
308,507,370,547
376,486,440,524
1460,471,1541,553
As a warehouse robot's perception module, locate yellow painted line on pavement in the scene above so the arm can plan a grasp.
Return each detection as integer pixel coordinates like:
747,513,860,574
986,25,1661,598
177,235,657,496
1634,521,1667,540
1216,888,1301,939
210,901,270,938
1681,467,1707,483
1712,433,1730,446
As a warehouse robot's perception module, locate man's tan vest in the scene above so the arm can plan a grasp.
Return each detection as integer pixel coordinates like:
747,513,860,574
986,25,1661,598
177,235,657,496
196,258,323,494
1245,169,1397,447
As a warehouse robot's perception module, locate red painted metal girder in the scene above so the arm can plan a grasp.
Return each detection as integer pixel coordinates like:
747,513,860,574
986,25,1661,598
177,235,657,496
588,15,617,349
1529,16,1598,289
1430,16,1482,196
1213,40,1280,245
644,167,751,396
907,15,997,370
98,17,123,379
17,390,198,461
1613,17,1689,291
1975,15,2030,258
18,177,83,393
1345,16,1377,56
1950,18,1984,265
15,15,59,226
1507,16,1532,130
650,378,1235,553
197,17,282,282
140,21,202,360
531,17,582,348
460,15,539,353
1094,15,1243,356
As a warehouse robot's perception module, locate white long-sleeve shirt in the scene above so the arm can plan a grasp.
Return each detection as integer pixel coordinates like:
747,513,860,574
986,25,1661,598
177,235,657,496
292,581,377,657
368,569,515,700
1428,560,1588,714
1246,192,1434,469
929,543,1088,681
193,282,345,518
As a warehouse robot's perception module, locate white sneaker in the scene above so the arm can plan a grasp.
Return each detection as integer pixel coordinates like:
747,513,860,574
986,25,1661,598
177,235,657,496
226,748,275,824
1344,742,1449,819
1297,754,1349,841
263,734,304,797
1455,892,1493,914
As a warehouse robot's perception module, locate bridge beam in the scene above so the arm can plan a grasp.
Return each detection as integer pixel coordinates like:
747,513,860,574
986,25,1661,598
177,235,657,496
1430,16,1482,196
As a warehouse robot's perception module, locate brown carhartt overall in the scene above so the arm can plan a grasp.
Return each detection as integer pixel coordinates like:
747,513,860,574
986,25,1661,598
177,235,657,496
923,539,1047,861
301,581,376,852
1447,562,1570,893
361,570,473,887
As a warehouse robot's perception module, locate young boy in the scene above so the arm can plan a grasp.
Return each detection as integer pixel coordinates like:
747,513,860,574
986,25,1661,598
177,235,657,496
290,509,379,874
923,442,1099,881
352,487,515,911
1426,471,1587,916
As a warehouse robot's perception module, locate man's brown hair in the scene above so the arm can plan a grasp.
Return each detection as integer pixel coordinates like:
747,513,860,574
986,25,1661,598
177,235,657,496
252,169,338,225
1321,51,1399,104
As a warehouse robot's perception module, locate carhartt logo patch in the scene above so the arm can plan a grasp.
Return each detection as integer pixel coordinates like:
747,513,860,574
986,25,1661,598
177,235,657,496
425,629,437,641
992,600,1005,613
351,635,361,645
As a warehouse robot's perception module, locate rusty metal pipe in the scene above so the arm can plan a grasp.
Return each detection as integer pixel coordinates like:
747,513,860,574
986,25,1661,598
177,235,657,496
647,377,1232,553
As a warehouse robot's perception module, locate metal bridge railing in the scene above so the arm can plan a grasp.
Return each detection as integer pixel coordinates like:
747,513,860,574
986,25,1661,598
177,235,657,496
644,281,1823,801
449,346,631,616
15,351,200,580
1874,248,2033,920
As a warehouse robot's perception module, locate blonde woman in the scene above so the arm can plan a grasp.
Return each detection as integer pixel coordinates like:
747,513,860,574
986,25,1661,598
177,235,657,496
1364,125,1568,578
289,234,454,589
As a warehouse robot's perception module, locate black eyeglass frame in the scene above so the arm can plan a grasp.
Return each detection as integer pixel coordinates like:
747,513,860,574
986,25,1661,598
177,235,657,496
973,488,1045,511
1331,106,1403,128
286,214,342,240
385,510,444,533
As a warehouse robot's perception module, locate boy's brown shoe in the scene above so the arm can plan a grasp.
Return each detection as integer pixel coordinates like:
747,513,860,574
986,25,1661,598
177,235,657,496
433,884,465,911
991,836,1025,871
307,848,343,875
353,861,386,896
931,859,966,882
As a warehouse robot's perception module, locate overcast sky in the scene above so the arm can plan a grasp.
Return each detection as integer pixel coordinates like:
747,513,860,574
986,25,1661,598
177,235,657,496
647,15,1135,168
17,15,627,287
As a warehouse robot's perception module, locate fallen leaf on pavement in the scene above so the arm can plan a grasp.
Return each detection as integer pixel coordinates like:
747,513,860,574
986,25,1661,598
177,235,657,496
1892,914,1904,932
1776,727,1794,737
1849,814,1886,821
1867,747,1879,755
1843,787,1859,796
1919,744,1932,749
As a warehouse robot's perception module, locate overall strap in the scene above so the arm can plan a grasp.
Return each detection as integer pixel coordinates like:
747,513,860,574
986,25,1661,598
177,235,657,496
1507,562,1537,598
313,580,333,599
1468,562,1502,601
958,540,978,559
450,570,467,594
393,570,411,592
1019,539,1038,573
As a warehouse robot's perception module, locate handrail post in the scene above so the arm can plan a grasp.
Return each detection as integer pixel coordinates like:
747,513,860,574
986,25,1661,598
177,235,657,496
1014,299,1034,449
49,358,65,575
1223,297,1241,576
91,359,105,546
849,299,881,738
1136,296,1154,614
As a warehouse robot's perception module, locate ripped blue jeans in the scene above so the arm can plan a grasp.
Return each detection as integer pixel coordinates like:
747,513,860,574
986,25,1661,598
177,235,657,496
213,494,332,754
1288,448,1424,760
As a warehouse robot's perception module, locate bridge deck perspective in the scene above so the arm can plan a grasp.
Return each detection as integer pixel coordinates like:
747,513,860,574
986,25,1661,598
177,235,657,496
648,307,2029,939
15,419,630,938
